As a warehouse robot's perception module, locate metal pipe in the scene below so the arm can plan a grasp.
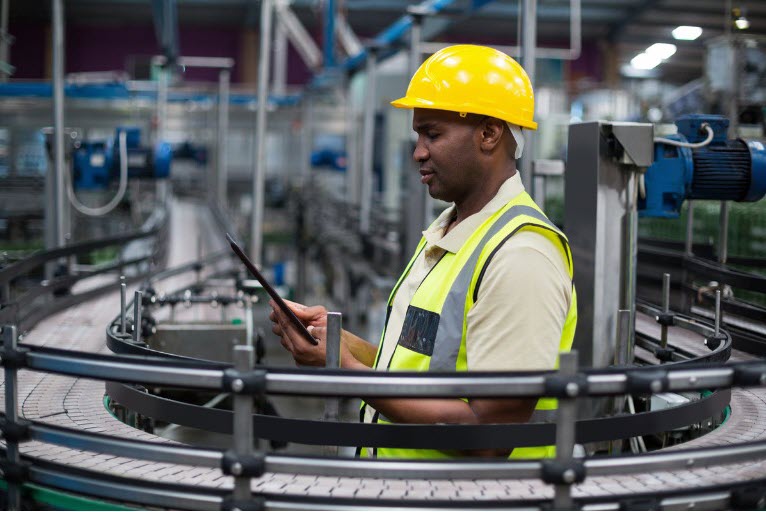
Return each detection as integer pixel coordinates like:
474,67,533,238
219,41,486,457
3,325,21,509
553,350,578,510
661,272,670,348
359,46,378,234
133,290,142,343
715,289,722,337
718,201,730,265
0,0,10,82
273,18,288,95
621,170,638,354
216,69,230,209
250,0,274,264
323,0,336,68
323,312,342,455
408,11,432,228
52,0,66,250
614,309,632,367
232,345,255,501
684,200,695,256
120,277,127,336
519,0,537,192
156,67,168,143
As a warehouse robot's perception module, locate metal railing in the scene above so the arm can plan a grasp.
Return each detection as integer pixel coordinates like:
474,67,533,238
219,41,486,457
2,252,766,510
4,320,766,509
0,212,169,334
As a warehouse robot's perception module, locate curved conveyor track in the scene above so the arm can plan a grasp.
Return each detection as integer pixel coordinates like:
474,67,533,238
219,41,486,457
4,198,766,507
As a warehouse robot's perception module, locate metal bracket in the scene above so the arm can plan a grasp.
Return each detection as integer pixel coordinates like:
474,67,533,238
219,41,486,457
626,369,668,394
541,459,586,485
221,450,266,478
223,368,267,395
0,418,31,443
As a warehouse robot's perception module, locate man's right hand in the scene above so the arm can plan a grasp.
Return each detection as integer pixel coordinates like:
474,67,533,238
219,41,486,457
269,300,329,365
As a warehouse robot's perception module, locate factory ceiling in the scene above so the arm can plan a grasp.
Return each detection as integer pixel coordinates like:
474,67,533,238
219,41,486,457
8,0,766,85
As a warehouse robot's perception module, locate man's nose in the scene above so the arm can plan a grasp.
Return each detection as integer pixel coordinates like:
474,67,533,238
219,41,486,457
413,139,429,162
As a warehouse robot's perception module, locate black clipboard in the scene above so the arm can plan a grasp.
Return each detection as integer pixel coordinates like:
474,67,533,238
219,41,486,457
226,233,319,346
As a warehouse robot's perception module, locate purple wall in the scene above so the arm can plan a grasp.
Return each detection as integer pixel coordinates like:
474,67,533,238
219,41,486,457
8,22,251,84
6,22,47,79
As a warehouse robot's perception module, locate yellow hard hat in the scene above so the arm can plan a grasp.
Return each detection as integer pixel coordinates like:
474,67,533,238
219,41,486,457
391,44,537,130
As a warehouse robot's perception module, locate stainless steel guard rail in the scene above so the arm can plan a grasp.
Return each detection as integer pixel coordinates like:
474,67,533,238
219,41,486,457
11,341,766,397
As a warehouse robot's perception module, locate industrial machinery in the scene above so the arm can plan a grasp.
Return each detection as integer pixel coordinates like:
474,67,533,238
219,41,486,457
640,114,766,218
72,126,172,190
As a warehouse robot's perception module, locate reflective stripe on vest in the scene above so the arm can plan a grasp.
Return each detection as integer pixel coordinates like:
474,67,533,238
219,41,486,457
359,191,577,459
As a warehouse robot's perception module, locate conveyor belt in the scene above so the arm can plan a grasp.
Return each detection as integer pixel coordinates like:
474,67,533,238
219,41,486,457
4,198,766,506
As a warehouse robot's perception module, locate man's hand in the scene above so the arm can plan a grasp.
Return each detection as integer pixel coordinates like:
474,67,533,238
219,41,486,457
269,300,329,366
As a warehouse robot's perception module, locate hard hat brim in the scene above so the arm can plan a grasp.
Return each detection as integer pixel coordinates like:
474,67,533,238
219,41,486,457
391,96,538,131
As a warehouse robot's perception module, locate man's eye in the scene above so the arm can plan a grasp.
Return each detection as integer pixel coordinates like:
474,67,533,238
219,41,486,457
427,132,439,139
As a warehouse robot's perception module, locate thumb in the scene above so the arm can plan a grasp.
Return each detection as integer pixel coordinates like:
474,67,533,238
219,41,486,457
308,324,326,343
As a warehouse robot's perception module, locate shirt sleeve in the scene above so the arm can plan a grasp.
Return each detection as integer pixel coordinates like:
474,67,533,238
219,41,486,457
465,230,572,371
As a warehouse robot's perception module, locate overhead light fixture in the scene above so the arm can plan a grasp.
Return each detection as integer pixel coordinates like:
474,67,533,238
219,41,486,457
631,52,662,70
735,16,750,30
672,26,702,40
646,43,677,60
732,7,750,30
620,64,657,78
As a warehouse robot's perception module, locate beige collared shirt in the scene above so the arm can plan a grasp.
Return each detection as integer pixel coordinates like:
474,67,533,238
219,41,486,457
374,173,571,375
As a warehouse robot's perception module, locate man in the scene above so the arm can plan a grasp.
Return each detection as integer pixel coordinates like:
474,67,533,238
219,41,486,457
270,45,577,459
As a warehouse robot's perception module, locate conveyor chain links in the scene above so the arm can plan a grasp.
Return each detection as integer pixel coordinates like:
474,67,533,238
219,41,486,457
540,459,585,485
626,370,669,394
0,418,30,443
221,495,266,511
0,459,30,484
221,450,266,478
223,368,267,395
544,373,588,398
0,344,28,369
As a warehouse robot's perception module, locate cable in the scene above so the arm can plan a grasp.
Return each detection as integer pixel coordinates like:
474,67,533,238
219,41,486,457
639,123,715,200
654,123,714,149
67,130,129,217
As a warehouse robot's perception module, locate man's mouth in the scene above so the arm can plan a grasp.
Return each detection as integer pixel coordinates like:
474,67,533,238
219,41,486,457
420,169,434,184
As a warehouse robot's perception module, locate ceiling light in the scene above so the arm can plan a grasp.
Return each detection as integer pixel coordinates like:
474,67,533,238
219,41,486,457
732,7,750,30
646,43,677,60
735,16,750,30
631,53,662,70
672,26,702,40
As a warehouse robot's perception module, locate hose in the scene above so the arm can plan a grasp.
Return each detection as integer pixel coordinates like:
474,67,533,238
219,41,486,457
67,130,129,217
639,123,715,200
654,123,714,149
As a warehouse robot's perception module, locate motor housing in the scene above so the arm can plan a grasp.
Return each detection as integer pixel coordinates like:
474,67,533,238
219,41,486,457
639,114,766,218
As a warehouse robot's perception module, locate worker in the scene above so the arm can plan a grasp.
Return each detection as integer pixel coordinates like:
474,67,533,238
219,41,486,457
270,44,577,459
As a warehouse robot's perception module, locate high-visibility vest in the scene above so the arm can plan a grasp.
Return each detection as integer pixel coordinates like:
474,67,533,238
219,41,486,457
359,190,578,459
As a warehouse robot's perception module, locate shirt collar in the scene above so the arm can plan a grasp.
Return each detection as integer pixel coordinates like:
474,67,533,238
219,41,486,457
422,172,525,254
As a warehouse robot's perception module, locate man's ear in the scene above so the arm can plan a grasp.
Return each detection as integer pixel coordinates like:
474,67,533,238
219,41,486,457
478,117,505,152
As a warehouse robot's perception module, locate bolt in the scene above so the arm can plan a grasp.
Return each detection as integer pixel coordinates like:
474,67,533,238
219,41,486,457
760,374,766,386
562,469,577,484
565,382,579,397
757,497,765,509
650,380,662,393
689,376,697,384
686,458,694,467
232,379,244,392
231,462,243,476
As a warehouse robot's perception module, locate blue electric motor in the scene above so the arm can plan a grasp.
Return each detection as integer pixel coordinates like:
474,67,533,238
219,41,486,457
639,114,766,218
72,127,172,190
